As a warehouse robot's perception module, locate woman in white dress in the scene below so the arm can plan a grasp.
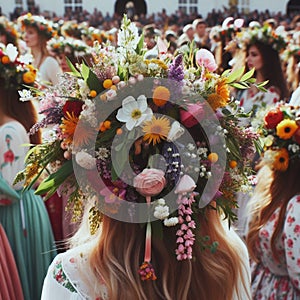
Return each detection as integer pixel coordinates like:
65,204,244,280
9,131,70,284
18,14,62,86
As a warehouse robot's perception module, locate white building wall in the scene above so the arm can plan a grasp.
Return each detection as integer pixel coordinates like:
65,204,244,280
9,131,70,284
0,0,292,20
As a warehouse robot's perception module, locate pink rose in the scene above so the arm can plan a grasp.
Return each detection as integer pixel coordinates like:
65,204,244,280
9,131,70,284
180,103,204,128
133,168,166,197
195,48,218,72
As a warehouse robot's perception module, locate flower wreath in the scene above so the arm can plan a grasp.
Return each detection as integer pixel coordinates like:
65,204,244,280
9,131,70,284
235,24,288,53
0,43,37,91
0,16,19,43
18,13,56,40
48,36,91,58
15,15,260,280
252,102,300,172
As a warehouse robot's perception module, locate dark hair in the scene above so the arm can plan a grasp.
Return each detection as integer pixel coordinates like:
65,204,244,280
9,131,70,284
246,41,289,101
0,85,41,145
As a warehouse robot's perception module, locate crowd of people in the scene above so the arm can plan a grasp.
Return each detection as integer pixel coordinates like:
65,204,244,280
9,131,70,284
0,6,300,300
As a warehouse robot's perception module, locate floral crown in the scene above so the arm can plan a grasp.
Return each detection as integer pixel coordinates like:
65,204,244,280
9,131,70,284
252,103,300,172
48,36,91,57
235,24,288,52
0,43,37,91
18,13,56,40
60,20,85,39
15,15,259,281
81,26,110,44
0,16,19,42
209,17,244,41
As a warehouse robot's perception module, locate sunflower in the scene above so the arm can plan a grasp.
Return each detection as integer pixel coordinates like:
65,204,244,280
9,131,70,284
60,111,95,147
273,148,289,172
142,116,170,145
276,119,298,140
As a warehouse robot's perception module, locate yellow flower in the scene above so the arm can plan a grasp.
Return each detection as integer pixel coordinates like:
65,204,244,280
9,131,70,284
206,77,230,111
276,119,298,140
152,86,170,107
206,93,227,111
208,152,218,163
1,56,10,64
23,71,36,84
215,78,230,102
273,148,289,172
103,79,113,89
142,116,170,145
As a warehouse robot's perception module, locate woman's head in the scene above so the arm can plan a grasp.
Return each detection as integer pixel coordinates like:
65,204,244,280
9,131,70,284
246,41,289,100
0,43,41,144
18,13,55,46
81,208,249,300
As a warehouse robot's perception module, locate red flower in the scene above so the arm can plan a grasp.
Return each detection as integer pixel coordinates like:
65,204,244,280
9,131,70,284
287,239,293,248
264,108,283,129
294,225,300,234
3,149,14,163
62,100,84,118
287,216,295,224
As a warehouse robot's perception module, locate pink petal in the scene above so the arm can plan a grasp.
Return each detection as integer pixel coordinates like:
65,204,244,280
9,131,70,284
175,174,196,194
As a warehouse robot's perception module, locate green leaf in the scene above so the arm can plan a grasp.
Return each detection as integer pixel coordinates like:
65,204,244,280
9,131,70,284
65,57,81,77
257,80,269,87
135,33,144,55
230,82,249,89
240,68,255,82
226,67,245,84
81,62,104,94
35,160,73,195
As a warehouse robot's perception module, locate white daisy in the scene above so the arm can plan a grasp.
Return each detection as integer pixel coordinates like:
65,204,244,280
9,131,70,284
116,95,153,130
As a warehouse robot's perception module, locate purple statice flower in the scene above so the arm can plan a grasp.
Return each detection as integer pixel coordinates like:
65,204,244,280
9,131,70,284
168,54,185,82
175,192,196,260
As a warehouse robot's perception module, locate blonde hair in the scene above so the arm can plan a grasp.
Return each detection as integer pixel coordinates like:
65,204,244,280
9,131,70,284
71,205,250,300
246,161,300,261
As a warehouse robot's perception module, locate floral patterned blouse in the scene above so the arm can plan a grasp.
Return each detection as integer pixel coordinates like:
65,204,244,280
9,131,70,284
250,195,300,300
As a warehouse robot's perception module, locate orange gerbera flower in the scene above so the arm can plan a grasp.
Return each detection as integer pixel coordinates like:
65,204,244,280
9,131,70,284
60,112,95,147
142,116,170,145
206,78,230,110
273,148,289,172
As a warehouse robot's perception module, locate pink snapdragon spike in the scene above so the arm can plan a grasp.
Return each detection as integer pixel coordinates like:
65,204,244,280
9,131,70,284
175,174,197,260
195,48,217,72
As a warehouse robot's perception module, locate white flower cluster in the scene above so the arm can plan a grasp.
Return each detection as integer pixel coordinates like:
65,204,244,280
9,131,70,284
153,198,179,227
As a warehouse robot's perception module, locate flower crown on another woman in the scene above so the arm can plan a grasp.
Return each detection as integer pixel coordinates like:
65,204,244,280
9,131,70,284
15,15,261,281
18,13,56,40
47,36,91,57
0,16,19,43
252,103,300,172
234,24,288,52
0,43,37,91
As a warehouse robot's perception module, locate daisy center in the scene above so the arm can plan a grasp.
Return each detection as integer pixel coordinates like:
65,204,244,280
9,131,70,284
131,109,142,119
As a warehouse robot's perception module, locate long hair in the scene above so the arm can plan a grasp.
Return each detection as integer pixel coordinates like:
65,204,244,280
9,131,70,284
246,41,289,101
71,206,249,300
246,160,300,262
0,85,41,144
